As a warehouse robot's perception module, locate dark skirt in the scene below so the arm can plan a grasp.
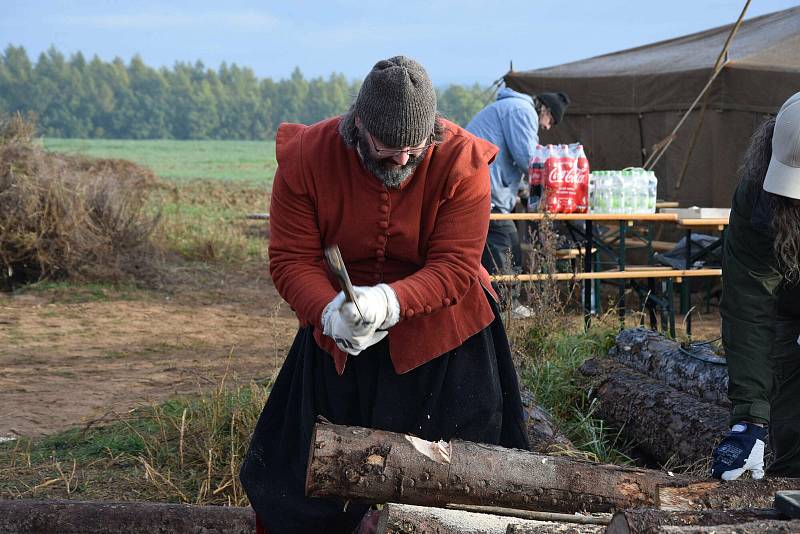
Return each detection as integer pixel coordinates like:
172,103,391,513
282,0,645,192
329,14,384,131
240,291,529,534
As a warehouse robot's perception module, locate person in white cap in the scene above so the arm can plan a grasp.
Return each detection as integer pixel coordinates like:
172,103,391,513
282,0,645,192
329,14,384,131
712,91,800,480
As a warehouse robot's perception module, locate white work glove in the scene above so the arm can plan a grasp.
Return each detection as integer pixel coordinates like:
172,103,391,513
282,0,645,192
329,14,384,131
321,284,399,355
342,284,401,332
710,422,767,480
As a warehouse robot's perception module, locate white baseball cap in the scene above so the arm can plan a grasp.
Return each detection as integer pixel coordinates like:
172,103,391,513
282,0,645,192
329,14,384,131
763,91,800,199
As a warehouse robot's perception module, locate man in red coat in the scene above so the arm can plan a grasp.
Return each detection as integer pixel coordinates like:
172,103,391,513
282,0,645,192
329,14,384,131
240,56,529,534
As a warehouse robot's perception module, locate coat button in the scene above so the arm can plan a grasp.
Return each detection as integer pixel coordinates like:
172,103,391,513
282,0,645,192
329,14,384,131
405,309,415,319
424,305,432,314
379,221,389,229
376,256,385,263
376,249,385,258
377,235,387,245
379,205,389,213
442,298,451,306
380,192,389,201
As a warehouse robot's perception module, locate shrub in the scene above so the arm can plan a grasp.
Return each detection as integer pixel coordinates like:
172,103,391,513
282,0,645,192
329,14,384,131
0,114,162,287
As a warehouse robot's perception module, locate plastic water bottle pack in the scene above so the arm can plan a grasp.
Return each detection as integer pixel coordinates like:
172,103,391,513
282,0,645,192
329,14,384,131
588,168,657,214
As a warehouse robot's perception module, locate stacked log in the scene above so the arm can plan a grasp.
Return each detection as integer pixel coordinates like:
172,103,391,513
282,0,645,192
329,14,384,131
579,327,732,465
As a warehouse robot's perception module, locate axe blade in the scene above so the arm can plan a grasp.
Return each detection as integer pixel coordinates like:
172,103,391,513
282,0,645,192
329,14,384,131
324,245,365,321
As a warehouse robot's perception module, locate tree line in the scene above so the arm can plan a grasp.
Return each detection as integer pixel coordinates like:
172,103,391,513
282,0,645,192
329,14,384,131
0,45,493,140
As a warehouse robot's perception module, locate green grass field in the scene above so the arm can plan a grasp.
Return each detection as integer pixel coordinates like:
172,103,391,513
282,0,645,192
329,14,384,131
43,138,277,185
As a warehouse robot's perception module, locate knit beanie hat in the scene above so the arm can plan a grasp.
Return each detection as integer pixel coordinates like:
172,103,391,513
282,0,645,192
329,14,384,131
537,92,571,125
355,56,436,147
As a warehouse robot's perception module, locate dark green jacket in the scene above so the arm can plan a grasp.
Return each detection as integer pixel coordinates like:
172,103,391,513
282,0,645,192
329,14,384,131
721,180,800,425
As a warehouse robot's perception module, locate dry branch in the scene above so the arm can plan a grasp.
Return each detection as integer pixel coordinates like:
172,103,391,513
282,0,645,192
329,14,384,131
606,508,784,534
657,479,800,511
579,357,729,465
609,328,729,406
305,422,688,514
0,499,254,534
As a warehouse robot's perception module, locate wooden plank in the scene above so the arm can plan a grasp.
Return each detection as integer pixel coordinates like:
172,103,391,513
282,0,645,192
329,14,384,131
651,240,678,252
676,218,728,228
490,269,721,283
489,213,678,222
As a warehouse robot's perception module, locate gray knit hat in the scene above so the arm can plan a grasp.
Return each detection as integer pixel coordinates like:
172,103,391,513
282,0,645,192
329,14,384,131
355,56,436,148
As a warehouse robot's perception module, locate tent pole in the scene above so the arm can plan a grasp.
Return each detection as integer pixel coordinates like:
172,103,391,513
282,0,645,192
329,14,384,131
644,0,752,172
673,0,753,190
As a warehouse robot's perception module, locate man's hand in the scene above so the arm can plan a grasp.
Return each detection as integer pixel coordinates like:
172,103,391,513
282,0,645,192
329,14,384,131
340,284,400,333
322,292,387,355
711,422,767,480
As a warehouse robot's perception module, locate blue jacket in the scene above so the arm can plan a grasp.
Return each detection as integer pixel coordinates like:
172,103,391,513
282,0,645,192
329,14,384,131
466,87,540,213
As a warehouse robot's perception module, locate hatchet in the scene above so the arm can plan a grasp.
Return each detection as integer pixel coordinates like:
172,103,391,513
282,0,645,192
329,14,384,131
324,245,365,322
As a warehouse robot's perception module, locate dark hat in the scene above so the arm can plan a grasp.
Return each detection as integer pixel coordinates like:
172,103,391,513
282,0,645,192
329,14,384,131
537,92,571,125
355,56,436,147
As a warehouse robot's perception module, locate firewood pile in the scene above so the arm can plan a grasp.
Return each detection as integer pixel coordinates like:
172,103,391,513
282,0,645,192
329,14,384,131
306,422,800,533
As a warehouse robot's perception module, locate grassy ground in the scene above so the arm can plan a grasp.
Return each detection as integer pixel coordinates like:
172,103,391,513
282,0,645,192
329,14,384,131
1,138,721,505
42,138,277,185
41,138,276,263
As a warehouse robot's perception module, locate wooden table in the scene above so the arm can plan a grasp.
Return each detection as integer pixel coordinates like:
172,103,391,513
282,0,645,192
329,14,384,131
490,212,679,327
676,216,729,336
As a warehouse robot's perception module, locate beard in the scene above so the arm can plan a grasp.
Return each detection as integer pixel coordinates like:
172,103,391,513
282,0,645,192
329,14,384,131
357,135,423,188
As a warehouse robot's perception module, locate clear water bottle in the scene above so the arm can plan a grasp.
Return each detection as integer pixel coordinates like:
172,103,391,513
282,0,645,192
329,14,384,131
647,171,658,213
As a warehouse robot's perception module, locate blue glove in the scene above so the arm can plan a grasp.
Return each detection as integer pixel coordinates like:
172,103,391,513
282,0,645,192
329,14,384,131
711,422,767,480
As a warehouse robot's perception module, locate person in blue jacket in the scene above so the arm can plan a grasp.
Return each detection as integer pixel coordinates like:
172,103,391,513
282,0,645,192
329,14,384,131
466,87,570,318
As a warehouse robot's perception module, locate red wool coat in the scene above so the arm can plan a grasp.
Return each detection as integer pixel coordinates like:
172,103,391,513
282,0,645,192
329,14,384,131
268,116,499,374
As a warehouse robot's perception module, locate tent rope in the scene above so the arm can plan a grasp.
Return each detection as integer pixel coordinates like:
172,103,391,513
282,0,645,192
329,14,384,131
644,0,752,174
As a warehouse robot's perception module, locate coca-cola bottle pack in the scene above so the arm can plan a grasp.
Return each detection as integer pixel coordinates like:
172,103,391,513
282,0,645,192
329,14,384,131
530,143,589,213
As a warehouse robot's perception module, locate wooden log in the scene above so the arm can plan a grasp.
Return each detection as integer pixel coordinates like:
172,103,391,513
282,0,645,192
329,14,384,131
610,328,729,406
377,503,603,534
519,384,577,454
606,508,784,534
305,422,688,514
657,479,800,511
654,519,800,533
579,357,729,465
448,505,610,525
0,499,254,534
505,525,604,534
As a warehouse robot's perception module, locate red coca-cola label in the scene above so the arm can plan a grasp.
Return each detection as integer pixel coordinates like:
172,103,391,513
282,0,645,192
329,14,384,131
540,145,590,213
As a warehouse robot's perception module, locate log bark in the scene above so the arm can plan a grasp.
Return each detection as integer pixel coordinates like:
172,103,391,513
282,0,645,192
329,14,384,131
579,357,729,465
0,499,255,534
377,503,603,534
519,384,577,454
505,525,604,534
610,328,729,406
657,479,800,511
654,519,800,533
606,508,784,534
305,422,689,514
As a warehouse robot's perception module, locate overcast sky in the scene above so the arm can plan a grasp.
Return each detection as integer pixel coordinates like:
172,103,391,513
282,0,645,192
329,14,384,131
3,0,797,86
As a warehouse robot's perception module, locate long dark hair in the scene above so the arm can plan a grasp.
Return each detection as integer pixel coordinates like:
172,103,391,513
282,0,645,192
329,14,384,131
742,117,800,282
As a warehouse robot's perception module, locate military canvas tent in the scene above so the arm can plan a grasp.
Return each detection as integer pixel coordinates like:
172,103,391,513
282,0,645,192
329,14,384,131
505,6,800,207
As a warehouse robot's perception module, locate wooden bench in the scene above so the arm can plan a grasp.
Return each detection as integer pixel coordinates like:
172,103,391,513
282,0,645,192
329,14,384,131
489,268,721,283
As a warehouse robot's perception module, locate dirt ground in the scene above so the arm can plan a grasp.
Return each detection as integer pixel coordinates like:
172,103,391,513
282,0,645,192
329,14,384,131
0,261,722,441
0,263,299,439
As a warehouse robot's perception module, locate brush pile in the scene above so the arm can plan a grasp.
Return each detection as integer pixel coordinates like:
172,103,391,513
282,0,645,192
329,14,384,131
0,113,162,287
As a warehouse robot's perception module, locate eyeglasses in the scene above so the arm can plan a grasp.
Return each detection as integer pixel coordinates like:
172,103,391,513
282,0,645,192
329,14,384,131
364,129,432,158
